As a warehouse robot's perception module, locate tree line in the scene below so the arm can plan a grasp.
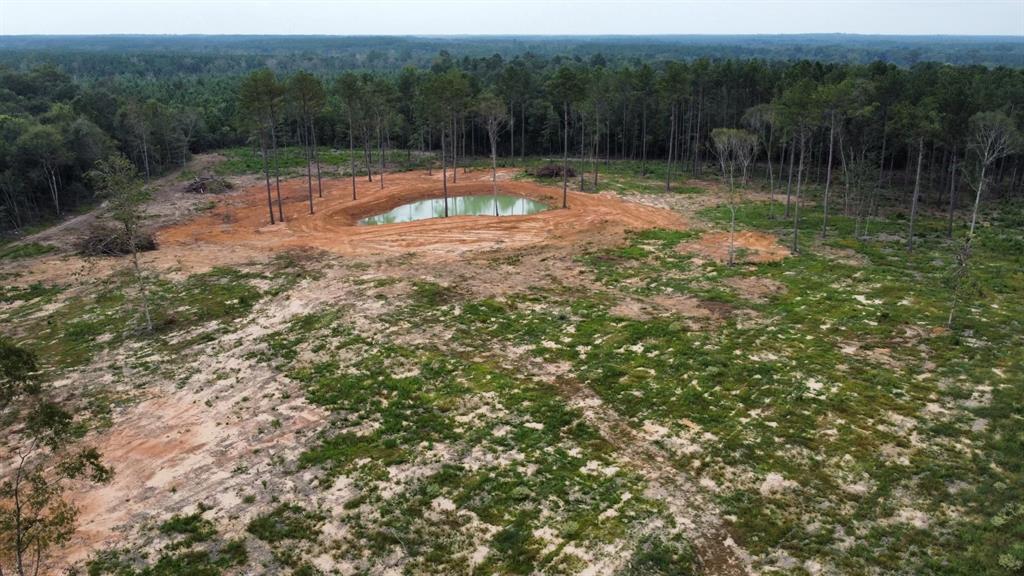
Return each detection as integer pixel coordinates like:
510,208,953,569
4,35,1024,76
2,53,1022,233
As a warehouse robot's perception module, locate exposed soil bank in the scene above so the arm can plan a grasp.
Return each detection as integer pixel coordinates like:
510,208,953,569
158,169,688,257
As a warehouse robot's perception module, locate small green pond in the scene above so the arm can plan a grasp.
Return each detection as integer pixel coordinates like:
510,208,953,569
358,195,549,225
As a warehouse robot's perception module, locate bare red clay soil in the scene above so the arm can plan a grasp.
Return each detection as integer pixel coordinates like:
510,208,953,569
158,169,688,256
681,230,791,264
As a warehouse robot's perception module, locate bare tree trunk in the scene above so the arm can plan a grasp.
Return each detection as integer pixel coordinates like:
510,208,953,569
490,121,499,214
969,163,988,238
839,133,850,216
261,132,275,224
822,113,836,238
311,116,323,198
521,101,526,163
442,123,449,217
792,135,805,253
129,226,153,332
363,127,373,182
562,101,569,209
452,114,458,183
727,163,736,266
766,120,776,220
45,164,60,217
304,113,314,215
509,99,515,167
349,114,357,200
378,118,385,190
694,90,704,176
666,102,676,191
140,128,151,182
579,110,586,192
640,102,648,175
785,137,795,218
946,148,958,238
908,137,925,251
593,107,600,190
270,119,284,222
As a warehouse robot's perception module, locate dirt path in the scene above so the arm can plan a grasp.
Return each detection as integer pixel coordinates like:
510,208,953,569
556,379,751,575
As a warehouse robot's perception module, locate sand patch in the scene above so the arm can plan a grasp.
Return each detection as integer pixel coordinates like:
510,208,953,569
681,231,790,264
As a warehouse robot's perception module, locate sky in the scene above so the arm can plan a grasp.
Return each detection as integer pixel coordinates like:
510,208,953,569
1,0,1022,36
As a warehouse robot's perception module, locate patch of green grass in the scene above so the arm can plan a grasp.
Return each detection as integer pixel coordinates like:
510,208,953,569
619,533,697,576
0,241,55,260
0,281,61,305
410,280,453,307
3,260,317,372
246,504,324,543
88,533,246,576
213,146,436,178
159,510,216,549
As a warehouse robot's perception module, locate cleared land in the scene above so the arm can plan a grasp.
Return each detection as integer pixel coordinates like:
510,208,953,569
1,156,1021,576
157,169,687,256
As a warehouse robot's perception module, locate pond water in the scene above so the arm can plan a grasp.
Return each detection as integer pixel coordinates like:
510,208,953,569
359,195,550,225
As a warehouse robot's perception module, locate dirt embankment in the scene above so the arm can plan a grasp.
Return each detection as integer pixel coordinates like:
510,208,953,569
157,169,688,257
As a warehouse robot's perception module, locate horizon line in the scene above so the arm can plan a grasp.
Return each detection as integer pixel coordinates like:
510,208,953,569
2,32,1022,39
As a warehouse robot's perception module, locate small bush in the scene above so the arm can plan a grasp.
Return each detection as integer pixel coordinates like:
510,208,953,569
246,504,323,543
159,511,217,549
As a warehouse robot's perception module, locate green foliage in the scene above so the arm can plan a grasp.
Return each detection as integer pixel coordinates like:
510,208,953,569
0,341,111,576
87,539,248,576
618,533,696,576
246,504,323,543
0,337,40,415
0,242,54,260
159,511,217,549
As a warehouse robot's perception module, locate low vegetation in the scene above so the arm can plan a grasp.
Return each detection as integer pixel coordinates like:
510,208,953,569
1,137,1021,575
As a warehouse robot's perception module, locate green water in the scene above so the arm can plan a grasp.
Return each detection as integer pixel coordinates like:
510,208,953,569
358,195,549,225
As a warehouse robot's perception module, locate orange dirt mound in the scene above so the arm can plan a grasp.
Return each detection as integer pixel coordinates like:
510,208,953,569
681,230,790,264
157,169,687,257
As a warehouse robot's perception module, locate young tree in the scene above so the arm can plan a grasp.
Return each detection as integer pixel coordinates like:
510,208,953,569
239,69,284,223
335,73,365,201
776,80,817,253
964,111,1018,238
661,63,689,192
0,339,111,576
742,103,777,215
712,128,757,266
368,77,396,190
946,111,1018,328
548,66,585,209
894,99,939,251
477,92,507,209
815,83,842,239
635,64,655,176
87,154,153,332
288,71,326,214
497,60,531,166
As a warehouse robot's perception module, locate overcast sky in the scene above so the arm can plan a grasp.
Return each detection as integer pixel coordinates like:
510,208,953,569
1,0,1022,36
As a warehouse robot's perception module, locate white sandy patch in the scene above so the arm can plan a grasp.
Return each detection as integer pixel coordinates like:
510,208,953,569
759,472,799,497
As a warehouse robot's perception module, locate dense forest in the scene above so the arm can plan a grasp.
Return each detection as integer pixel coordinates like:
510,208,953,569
3,35,1024,73
1,37,1022,233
